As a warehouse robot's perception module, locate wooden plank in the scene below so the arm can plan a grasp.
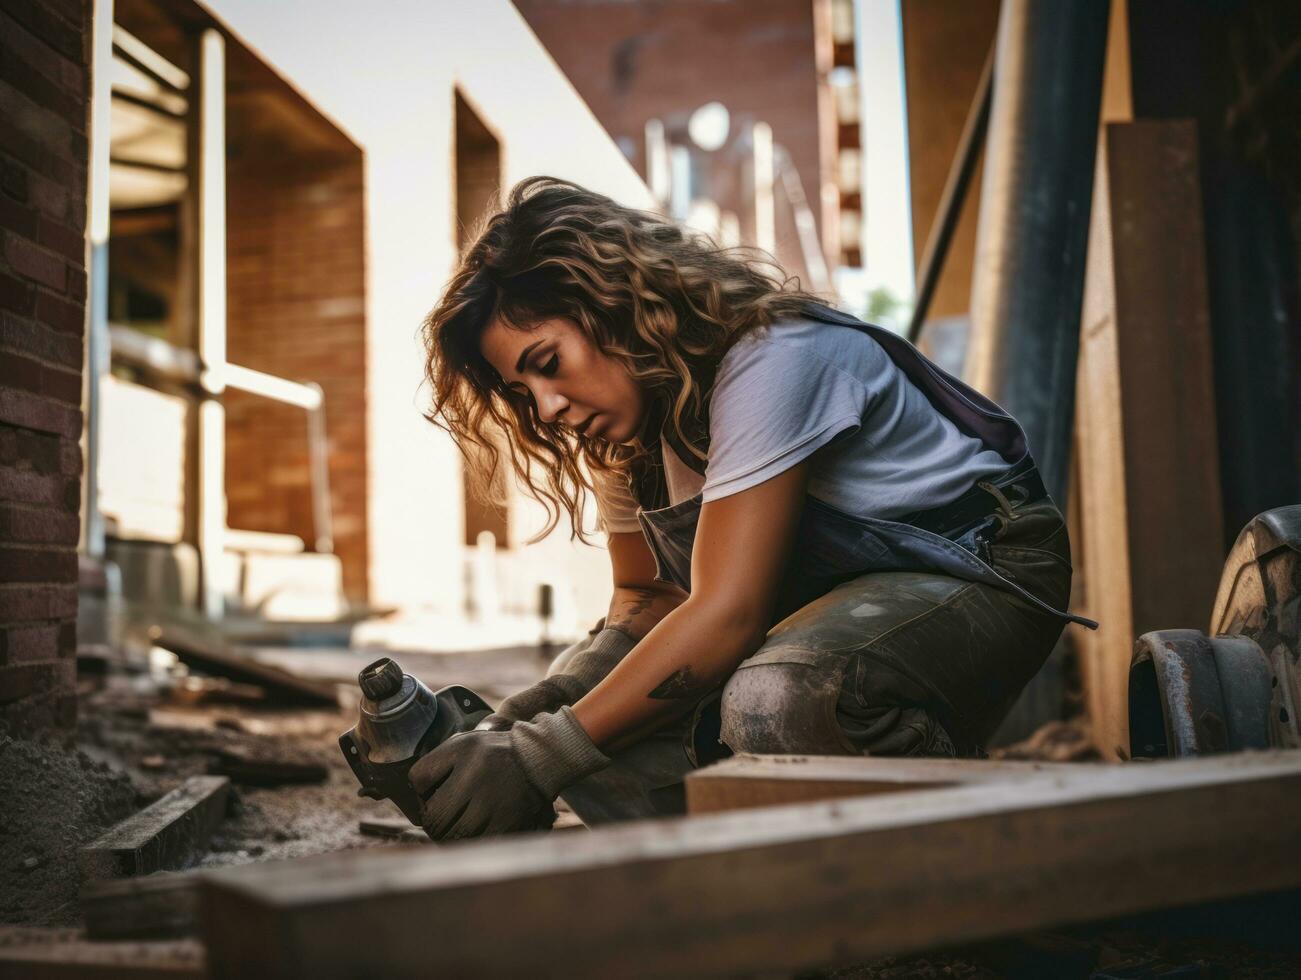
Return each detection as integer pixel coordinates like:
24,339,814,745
152,625,339,707
0,927,203,979
685,754,1084,814
358,818,424,841
80,776,230,880
1074,121,1224,759
199,751,1301,979
208,747,328,786
81,871,203,941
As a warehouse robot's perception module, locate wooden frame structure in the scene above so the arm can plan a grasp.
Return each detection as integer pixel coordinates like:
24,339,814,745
199,751,1301,978
684,753,1081,813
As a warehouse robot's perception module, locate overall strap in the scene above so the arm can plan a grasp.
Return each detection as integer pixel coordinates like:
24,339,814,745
628,301,1026,511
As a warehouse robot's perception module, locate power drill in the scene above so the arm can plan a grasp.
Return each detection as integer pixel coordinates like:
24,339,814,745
339,657,492,825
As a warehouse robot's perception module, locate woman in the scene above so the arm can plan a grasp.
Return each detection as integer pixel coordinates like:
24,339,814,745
412,176,1093,840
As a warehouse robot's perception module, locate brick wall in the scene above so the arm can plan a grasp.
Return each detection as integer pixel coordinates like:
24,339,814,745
514,0,834,287
0,0,91,731
225,156,369,601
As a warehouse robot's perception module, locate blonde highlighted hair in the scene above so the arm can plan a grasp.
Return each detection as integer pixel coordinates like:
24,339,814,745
421,176,824,544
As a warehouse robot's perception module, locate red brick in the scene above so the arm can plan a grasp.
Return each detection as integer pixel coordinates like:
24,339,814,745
0,583,77,620
26,171,69,221
227,157,370,600
3,234,66,291
33,289,83,334
0,1,86,70
65,265,86,302
0,9,82,96
0,462,67,506
16,428,60,473
0,659,74,705
37,215,83,262
0,387,81,438
0,545,77,583
0,683,76,728
0,313,82,369
0,503,79,544
0,193,38,238
0,105,50,174
0,48,83,132
0,350,46,396
0,157,27,201
58,438,80,476
42,364,81,405
58,618,75,656
0,269,34,315
0,624,58,664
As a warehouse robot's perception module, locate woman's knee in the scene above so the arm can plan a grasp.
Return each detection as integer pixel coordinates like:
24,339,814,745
719,657,856,755
718,655,960,758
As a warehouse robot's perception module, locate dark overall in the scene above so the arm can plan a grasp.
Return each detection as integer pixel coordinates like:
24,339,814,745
554,304,1095,825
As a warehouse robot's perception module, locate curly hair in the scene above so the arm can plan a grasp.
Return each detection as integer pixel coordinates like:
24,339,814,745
421,175,826,545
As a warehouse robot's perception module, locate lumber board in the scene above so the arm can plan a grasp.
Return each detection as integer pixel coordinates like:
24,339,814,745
81,871,203,940
80,776,229,880
1073,121,1224,759
685,754,1084,814
207,748,328,786
0,927,203,979
152,625,339,707
200,751,1301,979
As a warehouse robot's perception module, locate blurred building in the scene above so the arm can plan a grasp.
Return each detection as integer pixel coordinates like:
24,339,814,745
514,0,864,296
79,0,654,660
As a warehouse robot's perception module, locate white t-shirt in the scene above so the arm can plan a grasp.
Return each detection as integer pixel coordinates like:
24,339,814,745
592,315,1009,535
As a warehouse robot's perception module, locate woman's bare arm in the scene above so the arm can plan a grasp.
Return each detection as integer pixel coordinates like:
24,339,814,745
572,460,812,747
602,531,688,640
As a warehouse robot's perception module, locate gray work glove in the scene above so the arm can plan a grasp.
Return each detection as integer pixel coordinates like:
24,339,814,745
478,627,638,731
409,706,609,841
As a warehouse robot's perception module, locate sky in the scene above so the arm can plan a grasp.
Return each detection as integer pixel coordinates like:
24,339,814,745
856,0,915,306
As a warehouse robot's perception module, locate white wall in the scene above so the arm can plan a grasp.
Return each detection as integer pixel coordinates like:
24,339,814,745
205,0,653,622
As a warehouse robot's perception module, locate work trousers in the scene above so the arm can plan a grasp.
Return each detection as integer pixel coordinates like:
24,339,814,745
553,496,1073,825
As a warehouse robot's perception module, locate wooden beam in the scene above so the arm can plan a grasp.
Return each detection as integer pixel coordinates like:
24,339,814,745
152,625,339,707
0,927,203,979
80,776,229,880
1073,121,1224,759
685,753,1083,814
199,752,1301,978
208,748,328,787
82,872,203,940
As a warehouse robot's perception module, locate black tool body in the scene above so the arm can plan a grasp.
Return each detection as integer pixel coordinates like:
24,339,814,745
339,657,492,825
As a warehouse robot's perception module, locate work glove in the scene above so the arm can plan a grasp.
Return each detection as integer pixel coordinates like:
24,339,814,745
477,626,638,731
410,705,610,841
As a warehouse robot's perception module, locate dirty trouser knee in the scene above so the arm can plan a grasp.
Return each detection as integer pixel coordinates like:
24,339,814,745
720,498,1073,757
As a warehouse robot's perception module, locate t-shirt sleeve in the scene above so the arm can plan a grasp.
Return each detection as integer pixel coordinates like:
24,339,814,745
701,337,867,502
590,463,642,534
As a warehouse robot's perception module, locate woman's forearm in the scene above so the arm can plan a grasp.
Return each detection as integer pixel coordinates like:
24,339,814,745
604,584,687,641
571,596,766,747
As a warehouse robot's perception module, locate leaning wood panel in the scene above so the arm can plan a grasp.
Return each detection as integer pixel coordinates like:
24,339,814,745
80,776,229,880
1074,121,1224,759
685,753,1083,814
201,752,1301,979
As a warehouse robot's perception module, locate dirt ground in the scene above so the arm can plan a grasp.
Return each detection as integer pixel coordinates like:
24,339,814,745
3,649,1301,978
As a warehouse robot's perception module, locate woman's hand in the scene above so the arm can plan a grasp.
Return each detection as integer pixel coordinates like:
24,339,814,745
409,706,610,840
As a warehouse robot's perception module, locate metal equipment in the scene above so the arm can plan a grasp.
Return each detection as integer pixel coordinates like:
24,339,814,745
339,657,492,824
1130,505,1301,758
